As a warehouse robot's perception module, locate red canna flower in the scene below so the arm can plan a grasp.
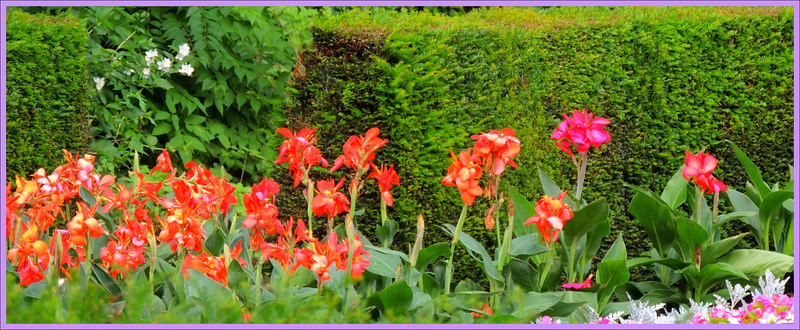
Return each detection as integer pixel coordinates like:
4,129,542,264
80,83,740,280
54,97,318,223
182,252,230,287
7,223,51,286
368,163,400,206
551,109,611,157
150,149,175,177
472,302,494,318
311,178,350,219
524,191,574,246
275,128,329,187
330,127,387,174
442,150,483,205
562,274,593,289
332,233,371,280
471,128,521,176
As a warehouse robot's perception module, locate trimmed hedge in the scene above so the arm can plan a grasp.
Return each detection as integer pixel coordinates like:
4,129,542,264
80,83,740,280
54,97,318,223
6,10,92,182
283,6,795,285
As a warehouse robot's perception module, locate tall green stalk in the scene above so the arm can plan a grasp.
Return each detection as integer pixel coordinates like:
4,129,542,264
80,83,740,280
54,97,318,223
575,152,588,205
306,180,315,238
444,204,470,295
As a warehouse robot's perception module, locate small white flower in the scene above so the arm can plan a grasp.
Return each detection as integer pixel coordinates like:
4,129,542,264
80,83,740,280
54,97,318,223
143,68,151,78
145,49,159,65
157,58,172,72
178,63,194,76
176,43,191,61
124,69,135,76
93,77,105,90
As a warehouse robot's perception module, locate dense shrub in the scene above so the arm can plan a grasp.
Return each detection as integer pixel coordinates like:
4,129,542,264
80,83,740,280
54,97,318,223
6,10,92,182
22,6,317,183
284,7,794,285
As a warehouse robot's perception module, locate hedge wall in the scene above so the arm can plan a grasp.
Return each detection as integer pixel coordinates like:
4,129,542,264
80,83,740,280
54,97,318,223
6,10,92,182
282,7,794,285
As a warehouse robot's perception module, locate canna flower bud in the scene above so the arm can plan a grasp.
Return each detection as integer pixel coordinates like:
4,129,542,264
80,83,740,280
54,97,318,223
410,214,425,267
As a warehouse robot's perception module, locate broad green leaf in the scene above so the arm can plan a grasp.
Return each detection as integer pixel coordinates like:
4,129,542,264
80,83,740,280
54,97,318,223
728,140,771,198
597,259,630,287
512,291,564,318
442,224,504,284
674,217,709,263
627,191,677,256
602,232,627,263
365,248,402,279
22,281,46,298
724,189,763,247
626,257,690,271
717,249,794,279
712,211,758,230
79,185,97,206
660,165,689,209
701,233,749,268
562,198,609,250
414,242,452,272
509,233,550,258
758,191,793,246
364,245,410,264
508,185,536,237
679,263,748,299
152,122,172,136
538,166,576,208
506,257,537,292
379,279,414,318
89,262,121,297
204,227,224,256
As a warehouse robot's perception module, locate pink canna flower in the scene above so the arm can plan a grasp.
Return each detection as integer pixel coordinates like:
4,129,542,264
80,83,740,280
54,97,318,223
682,151,718,180
551,109,611,157
562,274,593,289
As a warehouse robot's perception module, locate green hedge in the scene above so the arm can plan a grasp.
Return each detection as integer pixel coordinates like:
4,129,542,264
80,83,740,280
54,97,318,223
283,7,794,285
6,10,92,182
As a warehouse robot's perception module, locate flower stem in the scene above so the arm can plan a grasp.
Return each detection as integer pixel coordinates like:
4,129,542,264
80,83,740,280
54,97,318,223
575,152,588,206
712,191,720,243
307,180,315,238
695,188,704,223
255,258,265,310
380,199,389,248
445,204,470,295
538,248,554,291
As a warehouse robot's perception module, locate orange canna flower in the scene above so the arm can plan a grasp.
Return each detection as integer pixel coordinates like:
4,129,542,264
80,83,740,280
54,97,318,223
442,150,483,205
330,127,387,174
524,191,574,246
471,128,521,176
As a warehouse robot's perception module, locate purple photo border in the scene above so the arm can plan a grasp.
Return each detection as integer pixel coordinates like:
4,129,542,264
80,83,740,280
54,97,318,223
1,1,798,329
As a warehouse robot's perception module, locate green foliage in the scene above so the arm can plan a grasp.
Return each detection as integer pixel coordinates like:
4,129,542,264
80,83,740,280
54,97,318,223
28,6,317,183
287,7,794,285
6,10,92,182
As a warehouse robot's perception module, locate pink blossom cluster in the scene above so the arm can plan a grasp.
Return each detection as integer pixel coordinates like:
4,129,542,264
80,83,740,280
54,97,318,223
697,294,794,324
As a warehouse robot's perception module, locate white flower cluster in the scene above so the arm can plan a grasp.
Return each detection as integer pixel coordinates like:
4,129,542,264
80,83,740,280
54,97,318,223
93,77,105,91
94,43,195,90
